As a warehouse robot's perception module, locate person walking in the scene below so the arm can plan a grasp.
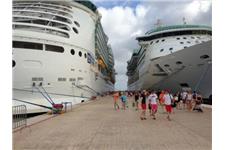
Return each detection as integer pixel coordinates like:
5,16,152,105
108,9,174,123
113,91,120,110
159,90,166,113
148,91,158,120
134,91,139,110
120,92,127,110
163,90,173,121
140,90,147,120
186,91,193,111
181,90,188,109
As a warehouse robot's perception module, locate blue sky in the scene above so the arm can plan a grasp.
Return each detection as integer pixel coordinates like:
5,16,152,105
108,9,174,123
93,0,141,8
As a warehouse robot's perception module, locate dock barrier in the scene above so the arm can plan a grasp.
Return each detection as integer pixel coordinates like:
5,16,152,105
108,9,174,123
13,105,27,129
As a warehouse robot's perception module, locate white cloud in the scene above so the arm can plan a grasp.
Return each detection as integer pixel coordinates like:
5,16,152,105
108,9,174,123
98,0,212,90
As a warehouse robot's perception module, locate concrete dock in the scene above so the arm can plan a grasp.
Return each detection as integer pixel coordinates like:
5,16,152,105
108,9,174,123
13,96,211,150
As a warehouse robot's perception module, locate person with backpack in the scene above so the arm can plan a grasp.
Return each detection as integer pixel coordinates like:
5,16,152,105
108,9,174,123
120,92,127,110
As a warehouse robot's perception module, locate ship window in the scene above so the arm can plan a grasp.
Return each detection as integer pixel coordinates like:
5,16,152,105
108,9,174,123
13,41,43,50
183,37,187,39
79,51,82,57
12,60,16,67
180,83,189,87
197,36,201,39
69,78,76,82
156,40,159,43
73,27,78,34
187,41,191,44
169,48,173,50
46,44,64,53
160,49,164,52
58,77,66,81
176,37,180,40
150,41,153,45
191,36,195,39
164,64,170,67
70,49,75,55
74,21,80,27
180,42,184,44
176,61,183,65
200,55,210,59
161,39,165,42
84,53,87,58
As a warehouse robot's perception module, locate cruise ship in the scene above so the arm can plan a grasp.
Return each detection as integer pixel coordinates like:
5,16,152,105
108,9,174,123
127,24,212,99
12,0,115,113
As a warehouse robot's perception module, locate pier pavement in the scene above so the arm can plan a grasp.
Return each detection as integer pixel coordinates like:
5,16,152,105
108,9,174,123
13,96,211,150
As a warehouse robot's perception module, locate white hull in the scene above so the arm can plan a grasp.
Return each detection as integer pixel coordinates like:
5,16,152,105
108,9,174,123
12,0,114,113
128,41,212,98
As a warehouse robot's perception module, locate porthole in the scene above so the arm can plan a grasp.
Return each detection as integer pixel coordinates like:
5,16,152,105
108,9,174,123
191,36,195,39
176,37,180,40
164,64,170,67
150,41,153,45
161,39,165,42
156,40,159,43
180,42,184,44
84,53,87,58
169,48,173,50
79,51,82,57
184,46,187,48
183,37,187,39
200,55,210,59
70,49,75,55
72,27,78,34
160,49,164,52
187,41,191,44
197,37,201,39
176,61,183,65
74,21,80,27
12,60,16,67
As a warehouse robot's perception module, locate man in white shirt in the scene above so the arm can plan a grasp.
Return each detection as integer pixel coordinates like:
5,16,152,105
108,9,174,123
181,91,188,109
147,91,158,120
163,90,173,121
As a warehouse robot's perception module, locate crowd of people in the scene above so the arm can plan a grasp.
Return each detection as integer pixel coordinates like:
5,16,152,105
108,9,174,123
113,90,204,121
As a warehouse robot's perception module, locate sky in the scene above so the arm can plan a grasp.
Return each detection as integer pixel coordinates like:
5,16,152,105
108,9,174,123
92,0,212,90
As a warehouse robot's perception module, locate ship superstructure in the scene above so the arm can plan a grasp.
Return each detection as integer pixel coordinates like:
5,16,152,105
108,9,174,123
12,0,115,113
127,25,212,98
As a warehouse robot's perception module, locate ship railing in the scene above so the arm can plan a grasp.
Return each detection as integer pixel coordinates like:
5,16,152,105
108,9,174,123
12,105,27,129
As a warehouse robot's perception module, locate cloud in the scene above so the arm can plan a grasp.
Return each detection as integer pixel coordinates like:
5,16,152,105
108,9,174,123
97,0,212,90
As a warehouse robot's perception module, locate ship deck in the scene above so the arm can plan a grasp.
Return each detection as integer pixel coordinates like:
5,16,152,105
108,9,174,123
13,96,211,150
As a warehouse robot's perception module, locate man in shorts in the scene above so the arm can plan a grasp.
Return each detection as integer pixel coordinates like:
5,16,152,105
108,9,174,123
163,90,173,121
140,90,147,120
148,91,158,120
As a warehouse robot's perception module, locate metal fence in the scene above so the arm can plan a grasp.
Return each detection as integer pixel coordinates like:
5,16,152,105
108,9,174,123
13,105,27,129
62,102,72,112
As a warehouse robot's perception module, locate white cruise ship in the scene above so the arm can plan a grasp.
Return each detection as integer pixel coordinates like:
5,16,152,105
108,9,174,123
12,0,115,113
127,25,212,99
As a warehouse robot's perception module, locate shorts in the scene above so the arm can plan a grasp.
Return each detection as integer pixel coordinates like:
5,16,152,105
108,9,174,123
141,104,147,110
165,105,172,113
151,104,158,112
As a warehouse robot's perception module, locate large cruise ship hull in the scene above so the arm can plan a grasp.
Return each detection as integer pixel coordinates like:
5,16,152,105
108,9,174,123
128,41,212,98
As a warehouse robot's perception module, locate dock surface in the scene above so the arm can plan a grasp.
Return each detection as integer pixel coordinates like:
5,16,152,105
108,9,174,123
13,96,211,150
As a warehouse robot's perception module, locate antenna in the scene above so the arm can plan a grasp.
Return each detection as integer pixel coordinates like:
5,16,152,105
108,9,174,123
183,17,187,25
154,19,162,28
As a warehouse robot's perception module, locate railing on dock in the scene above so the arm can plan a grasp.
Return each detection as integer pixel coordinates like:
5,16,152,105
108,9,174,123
13,105,27,129
62,102,72,112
